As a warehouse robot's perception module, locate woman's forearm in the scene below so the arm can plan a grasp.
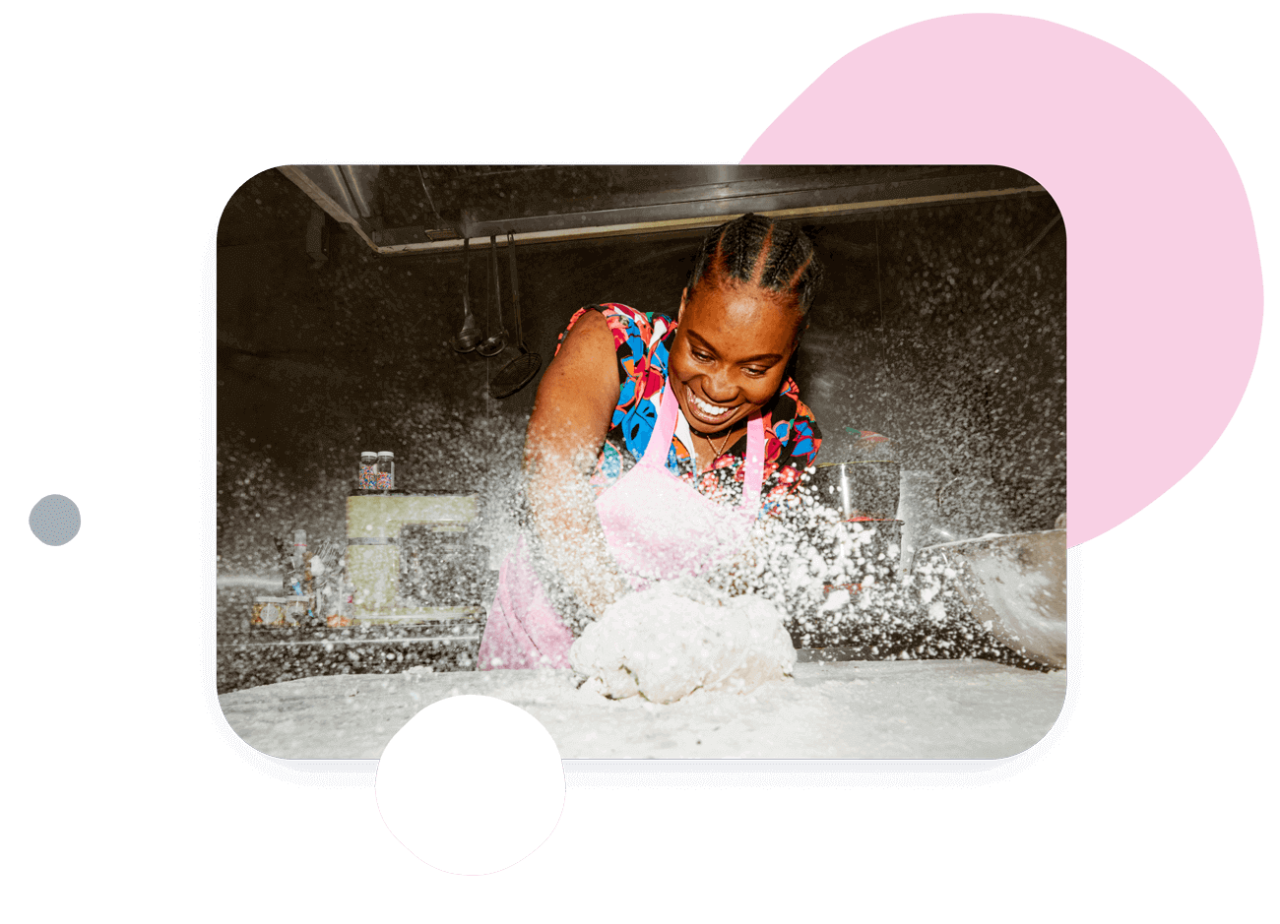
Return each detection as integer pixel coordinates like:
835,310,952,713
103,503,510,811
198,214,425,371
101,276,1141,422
519,308,626,622
525,452,629,619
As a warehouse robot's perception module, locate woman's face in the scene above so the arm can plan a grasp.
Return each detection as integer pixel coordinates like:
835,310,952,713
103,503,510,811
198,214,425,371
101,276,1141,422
669,281,801,434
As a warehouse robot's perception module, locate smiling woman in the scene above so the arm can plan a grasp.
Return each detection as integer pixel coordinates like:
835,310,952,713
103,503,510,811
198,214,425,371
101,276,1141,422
671,283,806,469
477,214,825,672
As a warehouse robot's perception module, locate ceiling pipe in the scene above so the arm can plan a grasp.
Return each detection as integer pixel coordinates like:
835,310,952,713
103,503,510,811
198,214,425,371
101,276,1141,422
278,165,1045,257
376,184,1048,255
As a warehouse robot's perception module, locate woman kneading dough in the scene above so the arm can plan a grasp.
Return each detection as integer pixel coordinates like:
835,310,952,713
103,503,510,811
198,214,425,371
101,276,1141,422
478,214,824,670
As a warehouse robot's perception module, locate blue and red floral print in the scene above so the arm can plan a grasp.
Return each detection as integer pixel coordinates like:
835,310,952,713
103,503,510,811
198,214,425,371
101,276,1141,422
556,304,823,515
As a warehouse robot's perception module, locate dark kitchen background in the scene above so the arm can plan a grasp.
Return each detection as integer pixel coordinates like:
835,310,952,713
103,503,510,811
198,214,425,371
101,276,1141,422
217,165,1065,590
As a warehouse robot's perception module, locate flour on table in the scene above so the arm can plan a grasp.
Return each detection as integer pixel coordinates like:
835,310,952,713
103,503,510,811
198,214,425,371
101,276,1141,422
569,578,797,704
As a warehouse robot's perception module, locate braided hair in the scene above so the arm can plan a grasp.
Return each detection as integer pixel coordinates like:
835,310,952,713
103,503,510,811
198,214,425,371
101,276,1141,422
686,213,823,316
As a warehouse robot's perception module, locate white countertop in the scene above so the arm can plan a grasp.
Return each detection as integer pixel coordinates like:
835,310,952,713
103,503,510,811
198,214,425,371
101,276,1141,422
219,660,1066,760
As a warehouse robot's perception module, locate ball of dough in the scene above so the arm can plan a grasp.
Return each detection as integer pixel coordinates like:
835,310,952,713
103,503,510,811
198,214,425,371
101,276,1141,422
570,580,796,704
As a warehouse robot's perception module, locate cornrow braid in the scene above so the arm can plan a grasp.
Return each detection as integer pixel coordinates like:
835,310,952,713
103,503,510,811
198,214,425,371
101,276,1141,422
760,233,802,290
729,216,752,280
687,213,824,315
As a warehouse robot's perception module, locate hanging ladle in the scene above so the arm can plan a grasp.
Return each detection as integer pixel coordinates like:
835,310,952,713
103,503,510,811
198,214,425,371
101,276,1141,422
476,234,507,357
449,237,484,353
489,231,543,398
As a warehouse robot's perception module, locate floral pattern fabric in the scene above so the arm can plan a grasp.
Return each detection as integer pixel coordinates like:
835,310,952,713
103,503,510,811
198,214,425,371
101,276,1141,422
555,303,822,515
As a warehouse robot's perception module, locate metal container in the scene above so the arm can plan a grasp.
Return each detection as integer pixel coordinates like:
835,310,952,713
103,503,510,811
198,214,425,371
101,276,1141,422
251,596,310,627
914,528,1066,668
898,471,1024,572
899,471,954,574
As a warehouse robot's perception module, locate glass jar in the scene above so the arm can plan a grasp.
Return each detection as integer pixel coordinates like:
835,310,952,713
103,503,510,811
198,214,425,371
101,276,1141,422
377,451,394,493
359,451,378,494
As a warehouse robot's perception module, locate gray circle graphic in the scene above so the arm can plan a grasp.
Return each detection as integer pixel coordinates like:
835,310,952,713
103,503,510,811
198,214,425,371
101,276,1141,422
30,495,81,546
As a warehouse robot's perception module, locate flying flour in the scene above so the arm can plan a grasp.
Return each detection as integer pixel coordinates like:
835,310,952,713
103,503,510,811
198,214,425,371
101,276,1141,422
569,578,797,704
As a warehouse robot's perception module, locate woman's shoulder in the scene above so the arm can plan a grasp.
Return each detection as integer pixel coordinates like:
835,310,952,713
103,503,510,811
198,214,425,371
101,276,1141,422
585,303,676,342
556,303,674,362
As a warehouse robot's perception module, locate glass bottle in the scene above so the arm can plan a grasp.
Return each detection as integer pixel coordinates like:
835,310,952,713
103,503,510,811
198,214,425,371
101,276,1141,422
290,528,307,597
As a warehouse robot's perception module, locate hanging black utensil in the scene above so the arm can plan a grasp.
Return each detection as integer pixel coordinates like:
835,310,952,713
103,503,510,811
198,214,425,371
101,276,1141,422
476,234,507,357
449,237,483,353
490,231,543,398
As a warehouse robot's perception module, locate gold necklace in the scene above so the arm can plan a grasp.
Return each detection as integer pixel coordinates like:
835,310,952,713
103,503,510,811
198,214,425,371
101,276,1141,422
705,427,733,460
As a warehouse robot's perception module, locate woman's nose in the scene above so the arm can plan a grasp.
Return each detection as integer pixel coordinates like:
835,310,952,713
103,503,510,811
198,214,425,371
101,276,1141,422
703,369,737,403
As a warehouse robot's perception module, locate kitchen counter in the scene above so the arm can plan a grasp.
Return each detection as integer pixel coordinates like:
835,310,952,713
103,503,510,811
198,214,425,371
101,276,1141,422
219,660,1066,760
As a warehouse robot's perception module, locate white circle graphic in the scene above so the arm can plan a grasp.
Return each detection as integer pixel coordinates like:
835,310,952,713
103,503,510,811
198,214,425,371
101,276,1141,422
375,695,565,875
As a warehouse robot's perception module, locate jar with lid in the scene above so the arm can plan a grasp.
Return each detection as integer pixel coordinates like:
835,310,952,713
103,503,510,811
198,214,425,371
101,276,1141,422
377,451,394,493
358,452,378,494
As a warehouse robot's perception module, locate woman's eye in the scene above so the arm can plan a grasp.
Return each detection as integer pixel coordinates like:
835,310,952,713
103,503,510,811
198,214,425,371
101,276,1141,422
692,351,712,362
744,367,767,377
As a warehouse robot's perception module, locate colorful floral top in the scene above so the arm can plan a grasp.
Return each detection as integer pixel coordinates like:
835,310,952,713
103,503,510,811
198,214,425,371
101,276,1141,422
556,303,822,516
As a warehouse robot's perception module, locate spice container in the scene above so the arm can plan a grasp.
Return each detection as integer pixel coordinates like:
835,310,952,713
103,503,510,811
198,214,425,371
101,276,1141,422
377,451,394,493
358,451,378,494
327,578,354,628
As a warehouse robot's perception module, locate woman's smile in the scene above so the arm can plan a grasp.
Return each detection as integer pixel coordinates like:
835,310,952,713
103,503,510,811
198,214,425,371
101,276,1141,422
686,389,736,425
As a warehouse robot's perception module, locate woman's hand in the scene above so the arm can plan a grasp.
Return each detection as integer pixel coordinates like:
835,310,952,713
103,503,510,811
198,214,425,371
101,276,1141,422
703,515,797,599
704,540,767,598
523,311,630,620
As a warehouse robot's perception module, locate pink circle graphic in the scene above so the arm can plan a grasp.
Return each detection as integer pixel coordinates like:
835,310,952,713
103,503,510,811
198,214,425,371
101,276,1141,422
744,14,1264,546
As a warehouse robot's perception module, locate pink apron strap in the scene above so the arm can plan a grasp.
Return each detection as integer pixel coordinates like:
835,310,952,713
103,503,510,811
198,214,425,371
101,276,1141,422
739,414,765,515
646,381,766,517
639,379,682,470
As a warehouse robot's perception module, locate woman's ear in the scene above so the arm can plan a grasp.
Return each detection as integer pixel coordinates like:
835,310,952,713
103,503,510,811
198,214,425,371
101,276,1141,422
678,287,688,322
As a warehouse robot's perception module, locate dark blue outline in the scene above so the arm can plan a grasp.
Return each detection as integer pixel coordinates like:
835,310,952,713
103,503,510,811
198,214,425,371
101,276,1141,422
202,168,1080,788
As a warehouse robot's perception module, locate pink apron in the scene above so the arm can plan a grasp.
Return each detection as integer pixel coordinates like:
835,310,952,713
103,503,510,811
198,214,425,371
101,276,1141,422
477,380,765,670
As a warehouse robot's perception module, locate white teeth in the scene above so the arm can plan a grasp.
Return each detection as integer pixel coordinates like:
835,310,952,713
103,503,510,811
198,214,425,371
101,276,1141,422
691,394,730,417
